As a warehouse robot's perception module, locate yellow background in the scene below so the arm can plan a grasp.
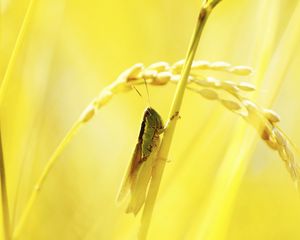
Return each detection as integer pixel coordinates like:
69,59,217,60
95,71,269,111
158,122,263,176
1,0,300,239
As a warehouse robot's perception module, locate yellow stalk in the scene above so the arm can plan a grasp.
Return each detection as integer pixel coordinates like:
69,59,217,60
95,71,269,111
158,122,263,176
138,1,223,239
12,121,82,239
261,1,300,105
0,131,11,240
0,0,36,107
193,128,258,240
191,2,300,240
0,1,36,239
13,84,116,238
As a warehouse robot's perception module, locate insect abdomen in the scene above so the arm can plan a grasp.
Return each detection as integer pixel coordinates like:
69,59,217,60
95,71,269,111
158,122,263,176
141,126,156,159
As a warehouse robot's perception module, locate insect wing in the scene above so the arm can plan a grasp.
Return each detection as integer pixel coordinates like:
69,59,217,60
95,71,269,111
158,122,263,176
117,107,164,215
116,141,142,203
126,139,160,215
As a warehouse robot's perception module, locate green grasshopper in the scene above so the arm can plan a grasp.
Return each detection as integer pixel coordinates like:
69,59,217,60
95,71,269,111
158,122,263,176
117,107,164,215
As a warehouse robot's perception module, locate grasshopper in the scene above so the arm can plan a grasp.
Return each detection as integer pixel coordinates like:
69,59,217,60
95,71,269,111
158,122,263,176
117,107,164,215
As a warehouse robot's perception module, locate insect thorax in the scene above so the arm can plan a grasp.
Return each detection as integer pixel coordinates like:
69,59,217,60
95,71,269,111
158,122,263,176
141,108,163,159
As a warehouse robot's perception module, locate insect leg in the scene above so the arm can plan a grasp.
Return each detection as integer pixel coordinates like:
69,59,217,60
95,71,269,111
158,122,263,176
162,111,181,133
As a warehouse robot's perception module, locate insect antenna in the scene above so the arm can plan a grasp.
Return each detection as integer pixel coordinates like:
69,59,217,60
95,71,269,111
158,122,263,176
131,84,150,110
131,85,143,98
143,78,151,107
131,78,152,112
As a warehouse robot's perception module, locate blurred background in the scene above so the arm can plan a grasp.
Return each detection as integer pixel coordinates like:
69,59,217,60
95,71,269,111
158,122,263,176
1,0,300,239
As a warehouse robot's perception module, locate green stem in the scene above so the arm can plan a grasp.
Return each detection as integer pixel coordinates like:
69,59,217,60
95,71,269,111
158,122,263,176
138,1,222,239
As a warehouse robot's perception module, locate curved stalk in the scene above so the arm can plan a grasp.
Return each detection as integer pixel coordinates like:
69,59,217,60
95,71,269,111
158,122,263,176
138,1,223,239
12,121,82,239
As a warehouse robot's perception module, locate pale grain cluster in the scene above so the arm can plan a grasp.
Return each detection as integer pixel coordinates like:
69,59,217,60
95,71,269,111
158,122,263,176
78,60,299,189
243,100,300,189
79,60,253,122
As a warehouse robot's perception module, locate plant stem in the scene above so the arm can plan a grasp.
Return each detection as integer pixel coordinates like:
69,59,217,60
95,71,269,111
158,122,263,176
139,1,222,239
13,80,116,238
0,1,35,239
0,0,35,107
13,72,118,238
12,121,82,239
0,131,11,240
